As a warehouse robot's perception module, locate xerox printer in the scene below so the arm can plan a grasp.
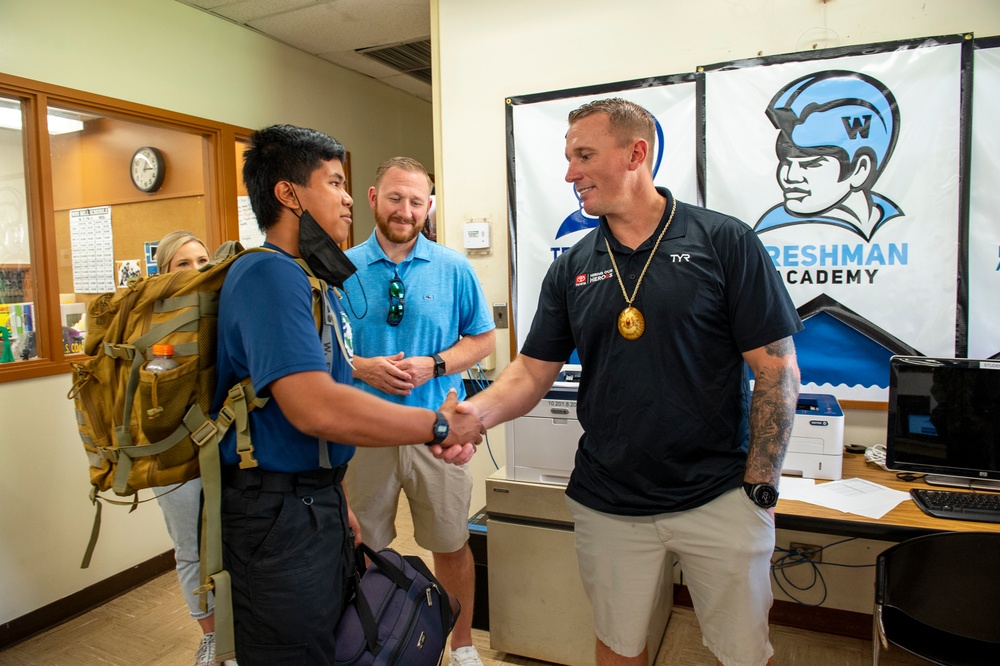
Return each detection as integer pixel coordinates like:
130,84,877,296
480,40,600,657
781,393,844,480
504,365,583,485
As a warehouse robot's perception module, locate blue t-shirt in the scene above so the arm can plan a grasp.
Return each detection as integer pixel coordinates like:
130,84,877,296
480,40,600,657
344,232,494,409
213,244,355,472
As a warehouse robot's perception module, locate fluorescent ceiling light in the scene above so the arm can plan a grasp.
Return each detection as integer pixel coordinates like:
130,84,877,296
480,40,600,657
0,106,85,134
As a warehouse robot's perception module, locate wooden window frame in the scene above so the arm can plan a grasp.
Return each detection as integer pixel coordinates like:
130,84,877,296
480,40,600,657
0,72,250,383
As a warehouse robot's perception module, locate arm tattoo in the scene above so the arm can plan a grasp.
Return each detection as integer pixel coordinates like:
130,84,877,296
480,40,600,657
745,338,800,484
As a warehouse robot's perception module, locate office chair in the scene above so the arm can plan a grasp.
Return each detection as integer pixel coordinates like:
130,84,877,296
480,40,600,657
873,531,1000,665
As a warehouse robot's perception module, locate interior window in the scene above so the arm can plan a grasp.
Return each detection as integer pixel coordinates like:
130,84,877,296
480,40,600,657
48,105,210,357
0,97,35,363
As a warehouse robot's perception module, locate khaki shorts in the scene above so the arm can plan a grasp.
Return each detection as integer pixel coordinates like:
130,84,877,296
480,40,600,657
567,488,775,666
344,444,473,553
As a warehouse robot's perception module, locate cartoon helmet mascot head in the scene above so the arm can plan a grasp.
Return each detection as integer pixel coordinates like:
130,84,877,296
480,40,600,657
766,70,900,189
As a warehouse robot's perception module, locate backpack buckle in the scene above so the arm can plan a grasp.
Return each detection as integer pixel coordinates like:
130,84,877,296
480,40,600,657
106,343,137,361
238,448,259,469
190,421,218,448
216,405,235,429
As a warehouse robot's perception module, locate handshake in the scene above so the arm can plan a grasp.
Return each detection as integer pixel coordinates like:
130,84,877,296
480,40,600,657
427,389,486,465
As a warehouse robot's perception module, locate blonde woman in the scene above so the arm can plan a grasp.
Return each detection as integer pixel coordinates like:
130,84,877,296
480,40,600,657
155,230,210,274
152,230,234,666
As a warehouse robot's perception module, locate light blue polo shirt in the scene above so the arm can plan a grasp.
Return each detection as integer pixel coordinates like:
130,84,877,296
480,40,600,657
344,232,494,408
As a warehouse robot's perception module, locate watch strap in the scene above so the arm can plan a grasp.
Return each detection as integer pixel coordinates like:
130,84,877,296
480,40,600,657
426,410,449,446
431,352,446,378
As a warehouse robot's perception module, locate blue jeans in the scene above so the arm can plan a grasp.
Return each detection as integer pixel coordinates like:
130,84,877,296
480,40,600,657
221,468,353,666
154,478,212,620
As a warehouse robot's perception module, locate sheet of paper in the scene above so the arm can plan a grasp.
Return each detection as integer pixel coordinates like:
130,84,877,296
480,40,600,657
791,477,911,519
69,206,115,293
238,196,265,248
777,476,816,502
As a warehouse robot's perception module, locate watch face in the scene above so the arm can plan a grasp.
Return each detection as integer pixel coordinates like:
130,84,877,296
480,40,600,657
754,484,779,507
131,146,164,192
429,410,450,444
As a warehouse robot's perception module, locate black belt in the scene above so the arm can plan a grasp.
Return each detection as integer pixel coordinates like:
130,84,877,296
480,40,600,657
222,465,348,492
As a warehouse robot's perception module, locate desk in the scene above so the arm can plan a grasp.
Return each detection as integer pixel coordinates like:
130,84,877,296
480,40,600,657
778,454,1000,541
486,456,1000,651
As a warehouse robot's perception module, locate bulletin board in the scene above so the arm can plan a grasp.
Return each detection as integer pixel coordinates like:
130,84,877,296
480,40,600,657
55,196,208,298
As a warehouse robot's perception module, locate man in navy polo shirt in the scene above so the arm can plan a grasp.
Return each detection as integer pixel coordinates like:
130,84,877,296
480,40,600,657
461,99,802,666
214,125,483,665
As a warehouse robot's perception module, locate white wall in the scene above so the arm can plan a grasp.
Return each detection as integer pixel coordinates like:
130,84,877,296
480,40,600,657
0,0,433,240
434,0,1000,514
0,0,431,625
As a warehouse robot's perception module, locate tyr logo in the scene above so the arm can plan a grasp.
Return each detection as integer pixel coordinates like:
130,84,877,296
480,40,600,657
671,253,691,263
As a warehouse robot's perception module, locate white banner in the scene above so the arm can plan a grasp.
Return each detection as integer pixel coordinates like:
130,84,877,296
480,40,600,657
968,42,1000,360
704,41,964,399
510,81,698,353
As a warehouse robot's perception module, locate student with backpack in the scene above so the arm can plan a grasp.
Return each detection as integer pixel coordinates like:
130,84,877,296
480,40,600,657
149,230,235,666
214,125,482,665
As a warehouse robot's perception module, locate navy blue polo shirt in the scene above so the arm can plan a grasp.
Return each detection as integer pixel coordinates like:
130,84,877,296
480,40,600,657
521,188,802,515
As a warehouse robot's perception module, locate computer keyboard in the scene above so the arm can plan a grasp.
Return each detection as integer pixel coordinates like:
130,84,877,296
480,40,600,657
910,488,1000,524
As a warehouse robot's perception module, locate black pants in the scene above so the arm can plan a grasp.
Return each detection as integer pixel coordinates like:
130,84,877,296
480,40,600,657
221,467,353,666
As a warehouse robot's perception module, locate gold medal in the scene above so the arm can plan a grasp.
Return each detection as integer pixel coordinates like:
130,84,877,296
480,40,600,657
605,196,677,340
617,307,645,340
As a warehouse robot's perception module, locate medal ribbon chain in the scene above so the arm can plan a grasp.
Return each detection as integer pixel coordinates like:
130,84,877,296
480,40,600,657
605,195,677,310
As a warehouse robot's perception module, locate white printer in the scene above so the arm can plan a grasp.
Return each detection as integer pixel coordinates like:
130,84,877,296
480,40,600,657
781,393,844,480
504,365,583,486
506,376,844,483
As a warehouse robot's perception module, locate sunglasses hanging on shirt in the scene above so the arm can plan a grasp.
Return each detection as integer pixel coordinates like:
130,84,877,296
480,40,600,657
387,275,405,326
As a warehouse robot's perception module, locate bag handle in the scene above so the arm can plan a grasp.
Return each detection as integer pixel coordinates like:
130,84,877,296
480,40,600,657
357,543,413,590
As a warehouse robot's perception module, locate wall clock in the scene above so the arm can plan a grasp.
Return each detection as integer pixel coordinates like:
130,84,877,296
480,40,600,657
130,146,165,193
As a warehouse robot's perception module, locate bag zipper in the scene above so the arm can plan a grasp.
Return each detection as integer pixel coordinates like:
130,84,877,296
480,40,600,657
385,584,434,664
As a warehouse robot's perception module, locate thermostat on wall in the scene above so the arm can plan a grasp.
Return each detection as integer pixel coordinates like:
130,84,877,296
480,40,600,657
464,218,492,253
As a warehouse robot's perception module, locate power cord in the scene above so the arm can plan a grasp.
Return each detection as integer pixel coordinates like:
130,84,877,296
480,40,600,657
865,443,888,470
770,537,875,606
466,364,498,469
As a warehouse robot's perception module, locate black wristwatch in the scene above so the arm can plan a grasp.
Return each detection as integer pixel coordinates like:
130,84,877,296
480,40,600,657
430,352,446,378
743,482,779,509
426,410,449,445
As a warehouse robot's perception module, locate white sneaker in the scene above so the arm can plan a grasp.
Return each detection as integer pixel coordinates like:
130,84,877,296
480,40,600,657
450,645,484,666
193,632,216,666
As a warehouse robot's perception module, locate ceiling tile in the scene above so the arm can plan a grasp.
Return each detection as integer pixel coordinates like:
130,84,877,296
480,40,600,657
247,0,429,54
208,0,320,24
175,0,234,9
171,0,432,102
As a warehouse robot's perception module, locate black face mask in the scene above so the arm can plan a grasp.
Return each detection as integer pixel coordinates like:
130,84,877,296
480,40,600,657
297,210,357,288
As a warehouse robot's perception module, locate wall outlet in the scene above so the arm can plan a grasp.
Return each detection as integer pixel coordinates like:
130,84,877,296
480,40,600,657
789,542,823,563
493,303,508,329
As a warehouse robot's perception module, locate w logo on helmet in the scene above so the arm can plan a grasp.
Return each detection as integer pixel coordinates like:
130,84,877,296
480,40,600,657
842,115,872,140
